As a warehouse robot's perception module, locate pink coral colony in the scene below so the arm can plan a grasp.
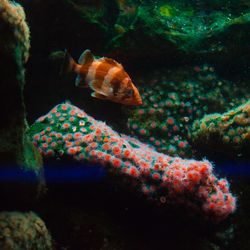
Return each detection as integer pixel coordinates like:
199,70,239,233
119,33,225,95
30,102,236,221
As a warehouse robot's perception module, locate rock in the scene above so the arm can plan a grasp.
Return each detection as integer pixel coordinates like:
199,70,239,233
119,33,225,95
21,0,250,73
0,211,52,250
107,1,250,73
0,0,45,204
0,0,30,165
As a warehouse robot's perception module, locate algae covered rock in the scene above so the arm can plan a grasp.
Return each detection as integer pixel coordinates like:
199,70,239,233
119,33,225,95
0,211,52,250
0,0,30,62
21,0,250,73
0,0,30,165
191,101,250,158
0,0,44,201
108,0,250,71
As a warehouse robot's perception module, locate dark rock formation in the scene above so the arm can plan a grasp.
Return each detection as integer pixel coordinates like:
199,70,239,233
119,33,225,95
0,0,44,204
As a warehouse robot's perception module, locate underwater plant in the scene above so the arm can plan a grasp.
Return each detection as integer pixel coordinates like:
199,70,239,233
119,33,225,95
29,102,236,221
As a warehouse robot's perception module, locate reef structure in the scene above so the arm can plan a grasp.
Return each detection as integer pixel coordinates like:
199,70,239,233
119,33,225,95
0,0,34,166
126,65,249,158
0,211,52,250
191,100,250,158
0,0,44,202
29,102,236,221
0,0,30,62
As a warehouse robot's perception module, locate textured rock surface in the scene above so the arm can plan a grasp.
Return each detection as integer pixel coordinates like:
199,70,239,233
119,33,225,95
0,0,30,165
0,211,52,250
0,0,44,203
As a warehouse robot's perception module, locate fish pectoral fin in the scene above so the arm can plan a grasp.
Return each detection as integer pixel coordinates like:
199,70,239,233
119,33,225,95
78,49,94,65
89,80,109,96
75,75,88,88
91,92,107,100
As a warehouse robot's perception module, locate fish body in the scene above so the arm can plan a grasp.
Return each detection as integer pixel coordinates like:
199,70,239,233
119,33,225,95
68,49,142,105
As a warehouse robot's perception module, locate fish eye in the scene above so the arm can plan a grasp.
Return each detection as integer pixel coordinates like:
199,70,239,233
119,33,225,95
127,89,134,97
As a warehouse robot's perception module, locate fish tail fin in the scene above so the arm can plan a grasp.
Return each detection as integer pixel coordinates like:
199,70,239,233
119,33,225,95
60,49,77,75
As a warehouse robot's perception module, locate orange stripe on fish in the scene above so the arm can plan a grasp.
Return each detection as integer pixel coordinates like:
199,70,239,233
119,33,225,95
95,61,112,83
66,49,142,105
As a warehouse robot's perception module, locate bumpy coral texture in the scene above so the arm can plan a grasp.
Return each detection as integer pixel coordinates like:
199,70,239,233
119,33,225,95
126,65,248,158
0,211,52,250
191,100,250,154
0,0,30,62
29,103,236,220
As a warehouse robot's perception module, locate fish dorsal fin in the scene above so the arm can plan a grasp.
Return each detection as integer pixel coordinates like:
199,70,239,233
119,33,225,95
100,57,123,69
78,49,94,65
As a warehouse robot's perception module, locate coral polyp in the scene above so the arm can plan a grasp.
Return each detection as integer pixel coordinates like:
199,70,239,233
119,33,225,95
29,102,236,220
191,100,250,157
126,65,249,158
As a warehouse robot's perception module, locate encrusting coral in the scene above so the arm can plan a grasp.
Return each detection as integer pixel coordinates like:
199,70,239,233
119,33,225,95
29,102,236,221
0,211,52,250
126,65,249,158
191,100,250,157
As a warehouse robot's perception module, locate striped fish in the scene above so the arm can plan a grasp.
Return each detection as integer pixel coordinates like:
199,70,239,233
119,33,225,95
67,49,142,105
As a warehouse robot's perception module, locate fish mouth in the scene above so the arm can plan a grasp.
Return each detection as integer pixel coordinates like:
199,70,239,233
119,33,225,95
135,96,143,105
136,99,143,105
132,86,142,105
122,98,142,105
129,99,142,106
